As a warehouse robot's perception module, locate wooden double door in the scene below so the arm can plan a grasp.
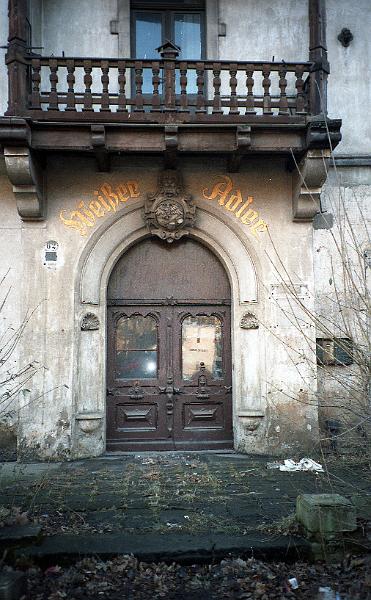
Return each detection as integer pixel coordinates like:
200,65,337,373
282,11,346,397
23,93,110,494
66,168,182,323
106,238,233,451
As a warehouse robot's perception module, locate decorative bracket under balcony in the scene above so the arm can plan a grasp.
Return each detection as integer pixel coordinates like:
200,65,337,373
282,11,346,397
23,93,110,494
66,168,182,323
164,125,178,169
4,146,45,220
228,125,251,172
292,148,331,222
91,125,110,172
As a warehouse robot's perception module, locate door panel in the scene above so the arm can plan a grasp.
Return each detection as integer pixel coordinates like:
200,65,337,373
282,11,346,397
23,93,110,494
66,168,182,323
106,307,172,449
108,237,230,302
107,304,232,451
172,306,232,449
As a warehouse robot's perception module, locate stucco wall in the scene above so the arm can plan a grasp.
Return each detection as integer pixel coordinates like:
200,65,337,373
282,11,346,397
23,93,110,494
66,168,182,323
315,166,371,448
327,0,371,155
40,0,118,57
218,0,309,62
0,159,22,449
0,155,319,459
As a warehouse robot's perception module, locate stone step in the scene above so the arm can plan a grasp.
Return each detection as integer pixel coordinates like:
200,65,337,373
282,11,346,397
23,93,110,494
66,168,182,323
13,532,311,564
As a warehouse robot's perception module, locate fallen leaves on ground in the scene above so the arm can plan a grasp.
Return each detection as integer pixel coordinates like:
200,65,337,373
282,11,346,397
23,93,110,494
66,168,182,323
3,553,369,600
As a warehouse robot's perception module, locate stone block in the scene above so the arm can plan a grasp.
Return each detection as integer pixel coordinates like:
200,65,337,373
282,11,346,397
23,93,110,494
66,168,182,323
296,494,357,538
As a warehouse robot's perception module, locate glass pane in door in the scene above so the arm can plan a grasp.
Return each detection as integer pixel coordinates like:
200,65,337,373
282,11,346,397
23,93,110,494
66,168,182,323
134,12,163,94
174,13,202,94
182,315,222,380
116,315,158,379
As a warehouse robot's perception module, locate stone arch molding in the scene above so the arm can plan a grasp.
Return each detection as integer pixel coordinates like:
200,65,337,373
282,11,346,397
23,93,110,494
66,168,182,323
74,205,264,458
78,206,258,306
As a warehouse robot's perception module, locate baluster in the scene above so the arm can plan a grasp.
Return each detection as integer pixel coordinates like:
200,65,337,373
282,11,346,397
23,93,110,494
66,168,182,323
82,59,93,111
134,60,144,112
30,58,41,110
212,62,222,114
117,60,127,113
295,65,306,114
262,64,272,115
100,60,111,112
48,59,59,110
157,43,179,113
245,65,256,114
65,59,76,111
195,62,206,114
229,63,239,114
278,65,289,115
179,61,189,112
164,58,176,112
151,61,161,112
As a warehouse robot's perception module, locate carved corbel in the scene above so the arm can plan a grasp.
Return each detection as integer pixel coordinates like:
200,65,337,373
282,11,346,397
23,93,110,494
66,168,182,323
4,146,45,220
164,125,178,169
228,125,251,173
292,149,330,222
306,118,342,150
91,125,110,172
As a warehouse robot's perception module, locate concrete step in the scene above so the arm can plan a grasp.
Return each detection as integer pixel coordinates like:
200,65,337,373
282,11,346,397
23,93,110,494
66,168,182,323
13,532,312,565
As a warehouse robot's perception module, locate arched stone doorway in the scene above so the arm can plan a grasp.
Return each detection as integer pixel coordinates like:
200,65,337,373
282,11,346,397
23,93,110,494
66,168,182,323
106,237,233,451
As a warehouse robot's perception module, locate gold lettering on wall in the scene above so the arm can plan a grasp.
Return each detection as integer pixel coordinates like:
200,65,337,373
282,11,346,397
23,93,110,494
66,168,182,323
202,176,268,237
60,181,140,236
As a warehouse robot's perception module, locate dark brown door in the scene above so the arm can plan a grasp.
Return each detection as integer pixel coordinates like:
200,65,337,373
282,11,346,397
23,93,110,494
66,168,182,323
106,238,232,451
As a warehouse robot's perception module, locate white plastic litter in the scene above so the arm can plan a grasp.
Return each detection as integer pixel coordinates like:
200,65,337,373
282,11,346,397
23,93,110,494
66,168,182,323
267,458,324,472
317,587,341,600
288,577,299,589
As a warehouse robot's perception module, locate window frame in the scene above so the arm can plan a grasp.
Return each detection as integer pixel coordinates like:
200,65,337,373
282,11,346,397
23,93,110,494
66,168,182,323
316,337,353,367
131,4,206,61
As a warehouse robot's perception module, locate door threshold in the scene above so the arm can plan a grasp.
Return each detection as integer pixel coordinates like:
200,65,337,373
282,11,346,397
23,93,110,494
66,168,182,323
103,449,236,457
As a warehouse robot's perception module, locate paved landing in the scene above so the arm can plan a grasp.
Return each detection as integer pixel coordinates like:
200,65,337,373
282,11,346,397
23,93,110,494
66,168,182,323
0,452,369,562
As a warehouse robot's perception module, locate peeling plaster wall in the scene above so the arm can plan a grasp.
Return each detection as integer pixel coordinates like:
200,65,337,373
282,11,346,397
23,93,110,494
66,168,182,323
0,159,22,454
0,154,320,459
1,0,369,459
315,167,371,449
317,0,371,448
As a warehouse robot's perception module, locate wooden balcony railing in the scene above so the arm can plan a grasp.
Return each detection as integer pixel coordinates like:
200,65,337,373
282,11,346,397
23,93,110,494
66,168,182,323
6,45,317,123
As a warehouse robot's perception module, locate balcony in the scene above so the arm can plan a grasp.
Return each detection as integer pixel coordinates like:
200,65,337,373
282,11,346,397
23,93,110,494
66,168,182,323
10,48,315,124
1,7,341,175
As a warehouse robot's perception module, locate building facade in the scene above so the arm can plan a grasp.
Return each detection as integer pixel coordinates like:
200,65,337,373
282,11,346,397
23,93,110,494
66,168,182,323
0,0,369,460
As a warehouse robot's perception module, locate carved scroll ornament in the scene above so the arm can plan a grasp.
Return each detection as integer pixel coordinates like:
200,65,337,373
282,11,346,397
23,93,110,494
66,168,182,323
292,149,331,222
4,146,45,220
144,170,196,243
